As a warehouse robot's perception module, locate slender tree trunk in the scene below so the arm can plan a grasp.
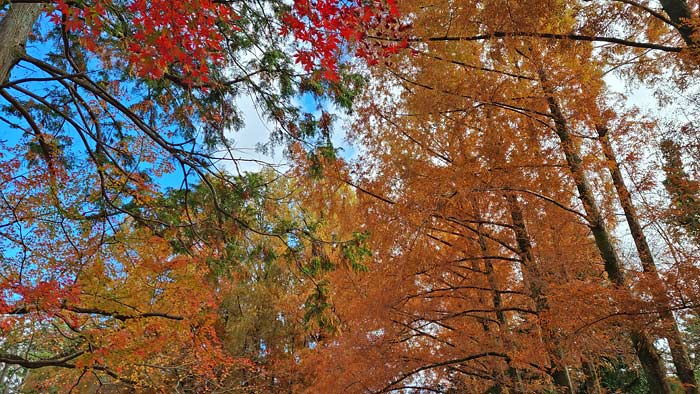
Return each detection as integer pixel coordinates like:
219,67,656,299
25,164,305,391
581,361,603,394
598,127,699,394
633,330,674,394
506,193,575,394
660,139,700,244
473,198,524,394
538,70,672,394
0,3,43,84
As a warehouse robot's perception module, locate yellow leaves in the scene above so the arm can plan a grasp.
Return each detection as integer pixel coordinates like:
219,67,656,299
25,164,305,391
8,221,233,391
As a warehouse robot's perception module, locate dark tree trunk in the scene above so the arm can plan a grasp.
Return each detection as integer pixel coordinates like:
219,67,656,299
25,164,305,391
473,198,524,393
633,330,674,394
506,193,575,394
538,69,672,394
598,128,699,394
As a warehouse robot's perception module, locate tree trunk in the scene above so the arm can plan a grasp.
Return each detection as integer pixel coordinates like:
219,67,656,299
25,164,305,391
473,198,524,393
598,127,699,394
633,330,674,394
544,95,624,285
506,193,575,394
660,138,700,244
538,70,672,394
0,3,43,84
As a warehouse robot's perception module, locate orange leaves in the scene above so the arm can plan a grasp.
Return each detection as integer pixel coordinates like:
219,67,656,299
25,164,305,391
2,219,234,391
114,258,226,384
8,0,700,391
289,1,700,391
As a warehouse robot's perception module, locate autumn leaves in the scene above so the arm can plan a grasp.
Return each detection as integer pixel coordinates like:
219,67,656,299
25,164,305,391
2,0,700,392
300,1,700,393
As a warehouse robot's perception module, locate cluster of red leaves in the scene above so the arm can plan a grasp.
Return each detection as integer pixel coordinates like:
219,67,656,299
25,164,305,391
0,279,80,316
125,0,238,80
280,0,405,82
48,0,408,84
49,0,239,83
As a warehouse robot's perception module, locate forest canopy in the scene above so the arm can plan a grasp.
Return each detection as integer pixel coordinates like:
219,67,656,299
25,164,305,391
1,0,700,393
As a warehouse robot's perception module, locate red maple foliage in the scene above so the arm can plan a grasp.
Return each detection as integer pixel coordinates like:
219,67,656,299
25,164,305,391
280,0,405,82
49,0,239,82
47,0,406,84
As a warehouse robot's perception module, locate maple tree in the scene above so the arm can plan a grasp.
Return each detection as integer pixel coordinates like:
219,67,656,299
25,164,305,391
0,0,378,390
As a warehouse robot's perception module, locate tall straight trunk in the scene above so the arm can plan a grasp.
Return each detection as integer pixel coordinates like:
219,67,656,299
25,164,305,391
538,70,672,394
598,127,699,394
0,3,43,83
660,139,700,244
506,193,575,394
473,198,523,394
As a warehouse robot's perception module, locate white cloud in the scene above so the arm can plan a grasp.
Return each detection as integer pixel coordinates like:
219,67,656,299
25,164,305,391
222,93,287,175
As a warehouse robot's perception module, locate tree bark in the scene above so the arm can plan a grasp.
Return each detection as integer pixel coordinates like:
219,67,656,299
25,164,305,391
473,198,524,393
598,127,699,394
0,3,43,84
544,94,624,286
506,193,575,394
538,70,672,394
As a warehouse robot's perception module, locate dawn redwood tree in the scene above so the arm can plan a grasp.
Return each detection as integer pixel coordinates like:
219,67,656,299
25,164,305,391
598,126,698,393
299,0,700,392
297,47,626,391
661,138,700,245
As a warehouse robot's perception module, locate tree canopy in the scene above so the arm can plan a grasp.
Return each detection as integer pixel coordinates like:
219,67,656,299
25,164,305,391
2,0,700,393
